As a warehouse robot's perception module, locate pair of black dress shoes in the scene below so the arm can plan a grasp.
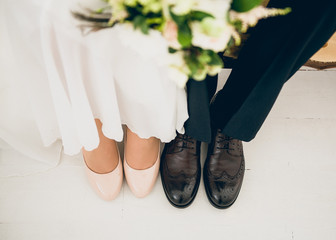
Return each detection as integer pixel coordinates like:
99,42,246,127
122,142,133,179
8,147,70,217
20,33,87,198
160,129,245,209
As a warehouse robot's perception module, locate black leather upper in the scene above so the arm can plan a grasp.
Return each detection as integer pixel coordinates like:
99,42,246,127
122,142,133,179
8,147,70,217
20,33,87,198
160,133,201,208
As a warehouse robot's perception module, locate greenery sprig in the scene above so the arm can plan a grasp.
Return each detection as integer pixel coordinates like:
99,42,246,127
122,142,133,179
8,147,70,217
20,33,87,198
73,0,290,87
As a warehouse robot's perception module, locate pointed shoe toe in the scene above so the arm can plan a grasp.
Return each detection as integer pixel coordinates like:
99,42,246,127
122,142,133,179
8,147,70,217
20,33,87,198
85,158,123,201
124,152,160,198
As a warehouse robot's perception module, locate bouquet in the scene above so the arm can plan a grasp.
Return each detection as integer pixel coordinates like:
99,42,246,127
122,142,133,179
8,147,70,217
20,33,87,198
73,0,290,87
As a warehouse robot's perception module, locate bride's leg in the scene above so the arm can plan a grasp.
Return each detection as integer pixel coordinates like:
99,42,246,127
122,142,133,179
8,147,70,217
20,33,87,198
125,126,160,170
82,119,119,174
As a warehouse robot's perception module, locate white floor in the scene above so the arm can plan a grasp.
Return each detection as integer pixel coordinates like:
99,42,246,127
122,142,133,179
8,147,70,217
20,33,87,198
1,69,336,240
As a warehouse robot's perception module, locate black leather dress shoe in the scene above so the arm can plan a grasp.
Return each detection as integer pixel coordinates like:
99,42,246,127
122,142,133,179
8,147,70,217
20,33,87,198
203,129,245,209
160,133,201,208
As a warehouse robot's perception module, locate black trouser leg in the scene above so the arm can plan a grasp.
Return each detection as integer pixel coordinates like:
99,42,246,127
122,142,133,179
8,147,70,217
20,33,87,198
184,74,218,141
210,0,336,141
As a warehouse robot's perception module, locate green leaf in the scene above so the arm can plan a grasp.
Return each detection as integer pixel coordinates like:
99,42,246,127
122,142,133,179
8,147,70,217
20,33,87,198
177,24,192,48
140,23,149,34
169,7,187,26
133,15,149,34
208,51,223,67
133,15,145,28
187,61,199,76
192,67,207,81
190,11,214,21
198,50,211,64
230,20,243,32
184,54,199,76
231,0,263,12
168,47,177,53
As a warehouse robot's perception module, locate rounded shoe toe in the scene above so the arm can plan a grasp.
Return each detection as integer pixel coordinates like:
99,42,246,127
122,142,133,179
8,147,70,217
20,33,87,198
207,180,241,208
85,159,123,201
169,190,193,207
164,177,199,208
124,155,160,198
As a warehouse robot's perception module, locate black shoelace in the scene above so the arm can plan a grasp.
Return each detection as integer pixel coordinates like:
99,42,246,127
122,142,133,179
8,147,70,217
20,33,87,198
216,134,234,150
176,134,195,150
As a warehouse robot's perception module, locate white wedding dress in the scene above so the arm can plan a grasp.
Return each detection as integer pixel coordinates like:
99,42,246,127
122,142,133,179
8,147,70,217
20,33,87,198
0,0,188,162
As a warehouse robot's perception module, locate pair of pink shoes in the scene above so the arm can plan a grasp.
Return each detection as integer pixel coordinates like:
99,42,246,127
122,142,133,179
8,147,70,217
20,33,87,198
84,148,160,201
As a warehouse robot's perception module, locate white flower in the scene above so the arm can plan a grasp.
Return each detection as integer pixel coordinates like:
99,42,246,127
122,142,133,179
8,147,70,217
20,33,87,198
207,64,222,76
107,0,128,25
191,17,233,52
124,0,137,7
145,2,162,13
167,51,190,88
169,0,195,15
194,0,231,19
139,0,162,13
193,67,207,81
138,0,152,5
107,0,124,9
168,67,189,88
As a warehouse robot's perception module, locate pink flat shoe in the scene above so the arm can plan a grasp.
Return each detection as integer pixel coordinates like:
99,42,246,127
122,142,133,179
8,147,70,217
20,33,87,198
84,156,123,201
124,150,160,198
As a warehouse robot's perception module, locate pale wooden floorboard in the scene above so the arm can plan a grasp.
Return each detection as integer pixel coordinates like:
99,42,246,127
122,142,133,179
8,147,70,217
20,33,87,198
0,70,336,240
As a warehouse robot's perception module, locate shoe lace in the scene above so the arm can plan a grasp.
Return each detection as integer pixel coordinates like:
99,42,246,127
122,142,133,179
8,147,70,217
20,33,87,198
176,134,195,150
216,134,234,150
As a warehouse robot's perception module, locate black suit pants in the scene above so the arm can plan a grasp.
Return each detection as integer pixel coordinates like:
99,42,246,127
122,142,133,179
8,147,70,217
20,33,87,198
184,0,336,142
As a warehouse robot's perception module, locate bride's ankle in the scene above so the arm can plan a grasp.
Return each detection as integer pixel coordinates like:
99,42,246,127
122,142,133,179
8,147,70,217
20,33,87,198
82,141,119,174
82,119,120,174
